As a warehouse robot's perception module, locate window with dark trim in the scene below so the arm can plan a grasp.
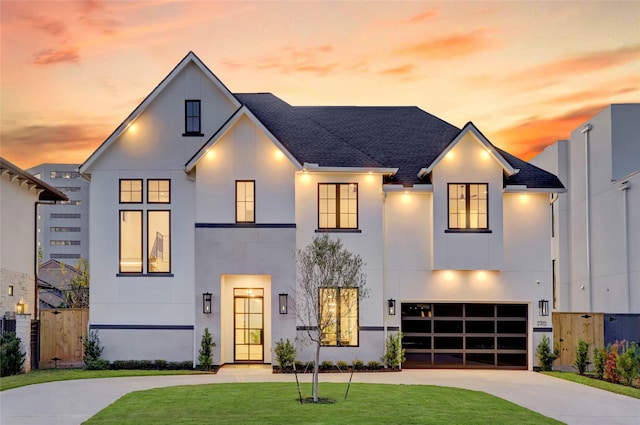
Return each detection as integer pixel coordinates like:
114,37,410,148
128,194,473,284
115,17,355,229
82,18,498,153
318,183,358,229
120,179,143,203
448,183,488,229
236,180,255,223
320,287,359,346
148,179,170,204
184,100,202,135
119,179,172,274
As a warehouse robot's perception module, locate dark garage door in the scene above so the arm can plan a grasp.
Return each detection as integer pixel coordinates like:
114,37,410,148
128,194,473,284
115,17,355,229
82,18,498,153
402,303,528,369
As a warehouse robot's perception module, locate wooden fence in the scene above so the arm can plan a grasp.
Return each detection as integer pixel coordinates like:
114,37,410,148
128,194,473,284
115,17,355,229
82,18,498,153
40,309,89,368
552,312,604,370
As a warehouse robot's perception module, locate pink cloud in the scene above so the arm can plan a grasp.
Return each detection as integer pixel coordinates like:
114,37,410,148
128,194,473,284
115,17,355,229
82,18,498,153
33,47,80,65
380,64,416,76
401,9,439,24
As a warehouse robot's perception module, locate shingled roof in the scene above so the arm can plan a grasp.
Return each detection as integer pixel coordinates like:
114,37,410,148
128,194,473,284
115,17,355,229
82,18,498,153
234,93,564,189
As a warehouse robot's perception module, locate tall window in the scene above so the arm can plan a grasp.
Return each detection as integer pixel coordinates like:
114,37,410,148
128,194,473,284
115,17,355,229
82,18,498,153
319,287,358,346
120,179,143,203
318,183,358,229
184,100,201,135
236,180,255,223
120,211,142,273
119,179,171,274
448,183,488,229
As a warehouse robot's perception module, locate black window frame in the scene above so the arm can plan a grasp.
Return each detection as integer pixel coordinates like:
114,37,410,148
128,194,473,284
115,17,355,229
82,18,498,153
317,183,359,230
147,179,171,204
235,180,256,223
319,287,360,347
119,179,143,204
447,183,489,231
183,99,203,136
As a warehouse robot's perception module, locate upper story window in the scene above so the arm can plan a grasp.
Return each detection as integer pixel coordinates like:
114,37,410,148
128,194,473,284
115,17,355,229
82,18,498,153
318,183,358,229
50,171,80,179
320,287,359,347
120,179,143,203
184,100,202,136
148,179,170,203
448,183,488,229
236,180,255,223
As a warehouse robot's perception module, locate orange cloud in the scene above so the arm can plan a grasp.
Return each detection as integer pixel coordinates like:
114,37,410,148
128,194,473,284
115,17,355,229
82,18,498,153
33,47,80,65
380,64,416,76
492,104,609,160
401,9,439,24
397,29,494,59
1,123,109,169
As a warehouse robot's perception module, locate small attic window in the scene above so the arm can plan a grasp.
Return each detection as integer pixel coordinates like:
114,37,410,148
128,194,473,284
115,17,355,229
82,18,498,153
183,100,203,136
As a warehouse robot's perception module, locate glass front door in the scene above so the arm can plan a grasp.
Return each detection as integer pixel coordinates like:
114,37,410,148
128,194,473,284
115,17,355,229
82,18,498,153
234,288,264,362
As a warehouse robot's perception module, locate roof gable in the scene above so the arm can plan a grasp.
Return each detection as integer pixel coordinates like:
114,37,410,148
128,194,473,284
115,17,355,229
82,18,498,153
80,51,240,175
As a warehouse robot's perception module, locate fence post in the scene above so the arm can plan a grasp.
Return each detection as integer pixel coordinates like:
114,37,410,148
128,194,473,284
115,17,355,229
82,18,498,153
15,314,32,372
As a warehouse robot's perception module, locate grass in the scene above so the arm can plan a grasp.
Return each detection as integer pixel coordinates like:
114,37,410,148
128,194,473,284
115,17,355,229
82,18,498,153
85,382,561,425
0,368,205,392
543,371,640,399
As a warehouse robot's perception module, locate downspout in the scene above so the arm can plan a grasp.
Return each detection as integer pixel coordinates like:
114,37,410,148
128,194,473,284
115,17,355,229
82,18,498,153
618,181,631,312
580,124,593,312
382,188,388,359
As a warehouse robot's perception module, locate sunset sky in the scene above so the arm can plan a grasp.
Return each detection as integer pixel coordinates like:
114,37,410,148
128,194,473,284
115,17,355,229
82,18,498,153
1,0,639,170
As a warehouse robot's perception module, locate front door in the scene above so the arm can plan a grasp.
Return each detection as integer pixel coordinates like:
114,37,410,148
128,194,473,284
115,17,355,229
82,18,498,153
234,288,264,362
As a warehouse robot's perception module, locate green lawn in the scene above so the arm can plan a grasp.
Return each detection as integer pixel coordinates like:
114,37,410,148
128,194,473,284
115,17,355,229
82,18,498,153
0,369,205,392
543,371,640,399
85,382,561,425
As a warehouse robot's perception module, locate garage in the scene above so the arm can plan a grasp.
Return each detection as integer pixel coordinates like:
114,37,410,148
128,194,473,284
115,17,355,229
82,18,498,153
401,303,528,369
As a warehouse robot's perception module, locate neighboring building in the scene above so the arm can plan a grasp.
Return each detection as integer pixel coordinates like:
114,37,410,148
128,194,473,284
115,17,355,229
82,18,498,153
1,157,66,371
80,52,564,370
38,259,80,310
28,163,90,263
531,104,640,314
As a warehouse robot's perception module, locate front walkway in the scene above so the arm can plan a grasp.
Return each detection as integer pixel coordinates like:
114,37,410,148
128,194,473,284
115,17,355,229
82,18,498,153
1,367,639,425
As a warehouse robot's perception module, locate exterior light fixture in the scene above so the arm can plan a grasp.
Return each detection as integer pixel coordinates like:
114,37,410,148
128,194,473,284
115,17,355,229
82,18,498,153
203,293,212,314
279,293,288,314
539,299,549,317
388,299,396,316
16,302,25,314
8,285,13,296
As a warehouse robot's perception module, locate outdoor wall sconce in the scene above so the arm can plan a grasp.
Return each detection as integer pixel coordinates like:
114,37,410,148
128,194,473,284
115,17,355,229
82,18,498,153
539,299,549,316
203,293,212,314
388,299,396,316
16,302,25,314
8,285,13,296
279,293,288,314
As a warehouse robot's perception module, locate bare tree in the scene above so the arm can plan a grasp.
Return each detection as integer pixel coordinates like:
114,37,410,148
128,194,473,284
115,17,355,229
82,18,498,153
62,257,89,308
296,234,369,402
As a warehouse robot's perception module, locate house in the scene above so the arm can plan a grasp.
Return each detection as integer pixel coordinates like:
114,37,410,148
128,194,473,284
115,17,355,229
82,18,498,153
530,104,640,316
1,157,67,371
79,52,564,369
28,163,90,263
38,259,81,310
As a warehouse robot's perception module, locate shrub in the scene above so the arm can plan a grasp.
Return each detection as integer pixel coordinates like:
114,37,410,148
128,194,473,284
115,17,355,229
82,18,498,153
154,359,167,369
616,341,639,386
336,360,349,370
110,360,193,370
593,347,606,379
305,360,315,371
572,339,590,375
293,360,304,371
352,359,365,370
1,332,25,377
382,332,406,369
83,330,109,370
274,338,296,369
367,360,382,370
604,341,622,384
320,360,334,370
536,335,559,371
198,327,216,371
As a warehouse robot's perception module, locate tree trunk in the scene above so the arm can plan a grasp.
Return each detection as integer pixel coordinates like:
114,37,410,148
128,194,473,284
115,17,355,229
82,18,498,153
313,341,320,402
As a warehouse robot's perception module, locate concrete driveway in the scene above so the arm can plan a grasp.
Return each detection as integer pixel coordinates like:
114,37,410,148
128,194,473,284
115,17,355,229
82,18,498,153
2,367,639,424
